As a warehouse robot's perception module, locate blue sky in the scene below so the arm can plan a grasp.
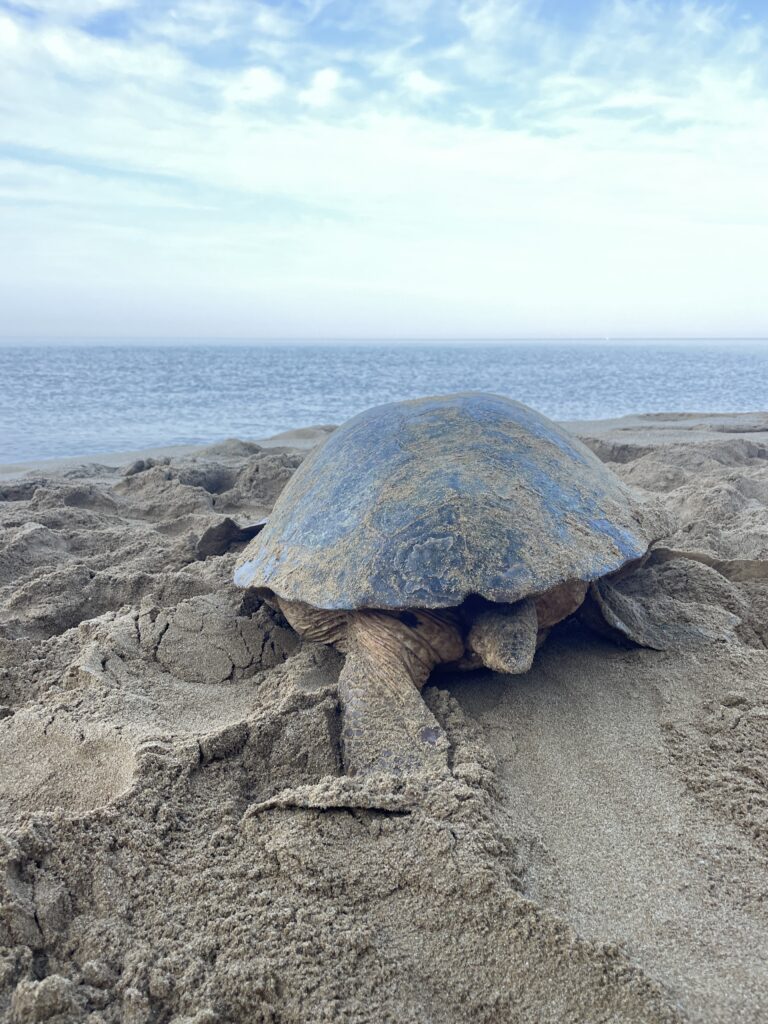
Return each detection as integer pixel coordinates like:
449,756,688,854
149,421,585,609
1,0,766,339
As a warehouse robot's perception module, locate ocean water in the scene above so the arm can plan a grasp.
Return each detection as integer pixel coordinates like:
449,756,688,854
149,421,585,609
1,341,767,464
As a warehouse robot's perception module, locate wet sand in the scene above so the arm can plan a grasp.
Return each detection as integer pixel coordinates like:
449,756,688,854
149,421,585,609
1,413,767,1023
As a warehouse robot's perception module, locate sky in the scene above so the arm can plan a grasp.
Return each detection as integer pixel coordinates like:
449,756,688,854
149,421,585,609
0,0,767,340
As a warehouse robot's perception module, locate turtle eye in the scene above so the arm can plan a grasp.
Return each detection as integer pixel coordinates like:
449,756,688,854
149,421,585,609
399,611,419,628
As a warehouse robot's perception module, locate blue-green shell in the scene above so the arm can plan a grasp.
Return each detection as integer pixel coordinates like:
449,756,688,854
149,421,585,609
234,393,666,610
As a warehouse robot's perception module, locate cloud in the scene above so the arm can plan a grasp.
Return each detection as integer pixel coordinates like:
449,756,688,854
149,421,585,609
1,0,767,337
140,1,246,46
252,3,298,38
458,0,526,43
5,0,137,13
679,1,725,36
400,69,448,99
0,14,20,46
0,13,189,84
298,67,342,107
224,65,285,104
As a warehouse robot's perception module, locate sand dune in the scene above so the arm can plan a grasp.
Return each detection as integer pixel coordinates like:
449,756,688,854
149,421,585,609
1,415,767,1023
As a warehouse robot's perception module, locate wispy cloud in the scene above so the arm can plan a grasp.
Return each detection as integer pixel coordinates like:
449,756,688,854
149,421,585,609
0,0,767,337
7,0,138,15
252,2,300,38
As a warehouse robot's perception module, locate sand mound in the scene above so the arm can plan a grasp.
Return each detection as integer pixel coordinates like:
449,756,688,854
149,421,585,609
1,418,767,1023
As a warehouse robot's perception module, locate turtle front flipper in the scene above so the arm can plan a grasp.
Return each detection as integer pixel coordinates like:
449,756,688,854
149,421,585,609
467,598,538,674
585,557,742,650
339,610,463,776
337,648,447,775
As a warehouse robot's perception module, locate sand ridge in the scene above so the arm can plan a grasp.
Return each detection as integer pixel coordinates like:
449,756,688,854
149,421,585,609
0,417,767,1022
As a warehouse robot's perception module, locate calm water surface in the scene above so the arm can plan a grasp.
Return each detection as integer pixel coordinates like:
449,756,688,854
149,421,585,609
2,341,767,463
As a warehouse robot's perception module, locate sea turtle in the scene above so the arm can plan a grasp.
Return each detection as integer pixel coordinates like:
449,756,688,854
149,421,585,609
233,393,679,777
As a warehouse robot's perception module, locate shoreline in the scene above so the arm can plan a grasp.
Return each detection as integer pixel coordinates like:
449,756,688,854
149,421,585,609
2,410,766,481
0,425,334,480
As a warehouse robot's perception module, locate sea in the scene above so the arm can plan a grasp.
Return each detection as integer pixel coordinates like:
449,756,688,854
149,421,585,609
2,340,767,464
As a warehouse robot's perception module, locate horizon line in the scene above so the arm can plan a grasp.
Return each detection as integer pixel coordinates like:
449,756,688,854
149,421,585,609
2,335,768,344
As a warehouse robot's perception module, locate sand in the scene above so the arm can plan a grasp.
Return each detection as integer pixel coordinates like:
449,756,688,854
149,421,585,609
0,414,766,1024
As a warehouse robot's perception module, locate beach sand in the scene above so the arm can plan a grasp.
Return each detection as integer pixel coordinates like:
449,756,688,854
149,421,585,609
1,413,767,1023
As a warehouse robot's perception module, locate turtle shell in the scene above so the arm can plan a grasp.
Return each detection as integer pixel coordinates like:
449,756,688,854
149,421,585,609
234,393,668,610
